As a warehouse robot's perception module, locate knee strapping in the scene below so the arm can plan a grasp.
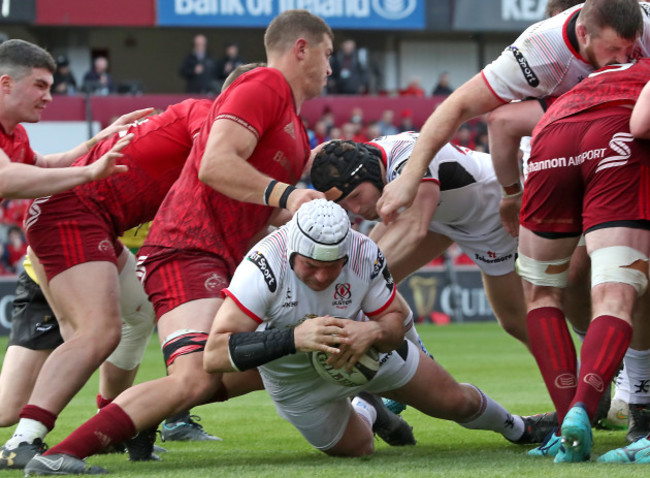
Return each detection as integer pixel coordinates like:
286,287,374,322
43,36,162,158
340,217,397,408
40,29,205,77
516,252,571,288
590,246,648,296
161,329,208,368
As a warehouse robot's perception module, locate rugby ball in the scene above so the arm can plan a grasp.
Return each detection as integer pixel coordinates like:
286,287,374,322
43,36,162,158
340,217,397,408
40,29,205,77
310,346,380,387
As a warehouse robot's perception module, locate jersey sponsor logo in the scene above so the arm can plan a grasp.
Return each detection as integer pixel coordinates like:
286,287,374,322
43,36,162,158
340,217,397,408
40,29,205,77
528,147,609,173
509,46,539,87
23,196,50,232
248,251,277,292
284,122,295,139
474,252,513,264
281,288,297,308
595,132,633,174
382,265,394,292
371,250,385,279
333,282,352,307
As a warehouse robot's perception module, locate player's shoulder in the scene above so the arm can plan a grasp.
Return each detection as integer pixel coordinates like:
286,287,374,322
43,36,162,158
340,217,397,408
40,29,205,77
242,228,288,292
346,230,384,278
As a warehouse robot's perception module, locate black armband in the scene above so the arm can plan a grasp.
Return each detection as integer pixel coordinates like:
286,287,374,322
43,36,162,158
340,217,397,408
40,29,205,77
278,185,296,209
228,328,296,371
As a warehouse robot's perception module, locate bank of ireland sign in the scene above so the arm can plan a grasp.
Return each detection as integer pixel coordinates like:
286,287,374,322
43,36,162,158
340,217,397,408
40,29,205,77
157,0,425,29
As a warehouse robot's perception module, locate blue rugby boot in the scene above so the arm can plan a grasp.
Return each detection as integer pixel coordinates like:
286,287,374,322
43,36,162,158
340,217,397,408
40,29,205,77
554,404,592,463
597,436,650,464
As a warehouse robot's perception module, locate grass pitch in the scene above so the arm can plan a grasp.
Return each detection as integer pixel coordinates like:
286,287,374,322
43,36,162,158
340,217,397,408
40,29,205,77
0,322,644,477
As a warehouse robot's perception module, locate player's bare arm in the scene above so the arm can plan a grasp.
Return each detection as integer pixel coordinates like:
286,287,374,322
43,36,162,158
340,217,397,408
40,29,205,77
36,108,154,168
370,182,438,272
487,100,544,237
329,297,407,372
630,81,650,138
0,134,131,199
377,74,502,224
199,118,322,211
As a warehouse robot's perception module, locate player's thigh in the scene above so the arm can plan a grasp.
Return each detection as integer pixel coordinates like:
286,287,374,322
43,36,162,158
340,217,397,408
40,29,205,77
384,350,473,420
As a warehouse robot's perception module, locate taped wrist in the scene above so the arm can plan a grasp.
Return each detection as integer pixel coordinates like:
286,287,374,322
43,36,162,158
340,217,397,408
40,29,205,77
228,329,296,371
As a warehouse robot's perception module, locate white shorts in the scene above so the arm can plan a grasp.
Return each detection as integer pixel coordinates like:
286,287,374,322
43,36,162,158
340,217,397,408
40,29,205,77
259,340,420,450
430,221,518,276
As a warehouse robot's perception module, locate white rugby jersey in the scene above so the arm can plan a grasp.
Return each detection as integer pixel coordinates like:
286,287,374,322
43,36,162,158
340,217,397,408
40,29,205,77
224,226,396,382
370,132,501,233
482,3,650,102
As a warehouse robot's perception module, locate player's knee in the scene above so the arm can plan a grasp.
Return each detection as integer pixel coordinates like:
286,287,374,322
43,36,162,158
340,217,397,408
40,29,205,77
590,246,649,296
516,252,571,288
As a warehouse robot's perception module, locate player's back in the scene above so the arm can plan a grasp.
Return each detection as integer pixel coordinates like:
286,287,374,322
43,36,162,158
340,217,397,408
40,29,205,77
71,98,212,235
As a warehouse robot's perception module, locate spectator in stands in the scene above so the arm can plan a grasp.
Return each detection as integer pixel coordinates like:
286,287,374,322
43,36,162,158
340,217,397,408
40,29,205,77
452,125,476,149
215,42,246,91
328,39,370,94
377,109,399,136
475,131,490,153
432,71,454,96
179,34,216,94
400,77,426,97
81,56,115,95
310,119,330,148
51,56,77,95
365,121,381,141
3,225,26,274
398,109,416,133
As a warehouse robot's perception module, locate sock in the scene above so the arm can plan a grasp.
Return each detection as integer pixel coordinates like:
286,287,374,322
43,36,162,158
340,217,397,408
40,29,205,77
456,384,524,441
623,348,650,405
613,365,631,403
5,405,57,448
572,315,632,420
96,394,113,410
351,396,377,430
43,403,136,459
405,315,434,359
166,410,190,424
526,307,577,424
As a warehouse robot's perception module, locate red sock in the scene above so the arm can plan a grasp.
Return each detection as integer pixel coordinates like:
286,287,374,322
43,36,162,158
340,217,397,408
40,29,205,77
527,307,577,424
43,403,136,459
573,315,632,420
19,405,57,431
96,394,113,410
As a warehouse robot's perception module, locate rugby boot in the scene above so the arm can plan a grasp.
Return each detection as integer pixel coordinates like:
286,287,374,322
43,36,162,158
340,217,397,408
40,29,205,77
125,426,161,461
597,436,650,464
508,412,558,445
357,391,416,446
161,413,221,442
0,438,47,470
626,403,650,443
528,431,561,457
24,453,107,475
554,403,592,463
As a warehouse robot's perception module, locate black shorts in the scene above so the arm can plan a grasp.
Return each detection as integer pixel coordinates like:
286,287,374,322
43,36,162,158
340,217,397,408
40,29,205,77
7,271,62,350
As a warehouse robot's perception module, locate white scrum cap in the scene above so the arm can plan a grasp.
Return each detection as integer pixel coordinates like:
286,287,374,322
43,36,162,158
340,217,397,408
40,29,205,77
287,199,351,262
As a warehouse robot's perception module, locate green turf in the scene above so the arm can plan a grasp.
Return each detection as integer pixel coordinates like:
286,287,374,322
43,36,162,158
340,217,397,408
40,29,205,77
0,322,645,477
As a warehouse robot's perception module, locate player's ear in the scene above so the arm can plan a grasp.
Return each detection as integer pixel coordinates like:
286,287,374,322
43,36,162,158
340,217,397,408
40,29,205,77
294,38,308,60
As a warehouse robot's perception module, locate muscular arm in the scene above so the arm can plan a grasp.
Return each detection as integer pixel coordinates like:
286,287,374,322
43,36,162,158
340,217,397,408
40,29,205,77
377,74,503,223
487,100,544,236
631,81,650,139
198,119,322,213
369,182,439,280
0,134,131,199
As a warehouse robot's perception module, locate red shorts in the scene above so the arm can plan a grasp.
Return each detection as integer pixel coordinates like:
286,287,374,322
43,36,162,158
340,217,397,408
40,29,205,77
521,107,650,235
137,245,230,320
24,191,123,281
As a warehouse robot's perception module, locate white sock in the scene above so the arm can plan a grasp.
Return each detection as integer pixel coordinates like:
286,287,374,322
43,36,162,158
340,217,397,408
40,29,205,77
613,364,631,403
404,315,433,359
352,396,377,429
5,419,48,449
456,384,524,441
623,348,650,405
